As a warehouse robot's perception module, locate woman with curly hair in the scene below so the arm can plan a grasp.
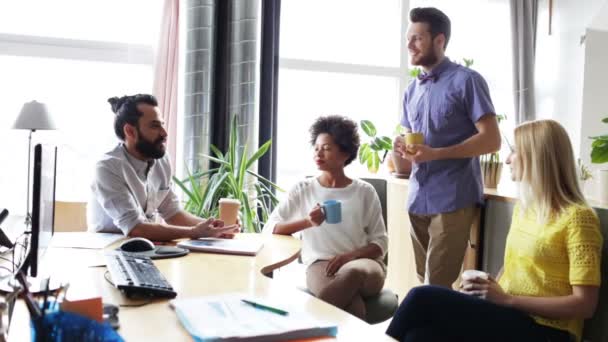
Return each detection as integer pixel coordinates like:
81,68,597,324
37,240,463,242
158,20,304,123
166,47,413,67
264,115,388,319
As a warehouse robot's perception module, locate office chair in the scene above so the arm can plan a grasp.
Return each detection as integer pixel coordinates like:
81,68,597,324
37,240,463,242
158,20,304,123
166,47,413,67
279,177,398,324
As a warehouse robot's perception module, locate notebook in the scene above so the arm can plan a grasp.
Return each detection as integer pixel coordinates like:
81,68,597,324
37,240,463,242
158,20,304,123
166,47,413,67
170,293,338,341
177,238,263,256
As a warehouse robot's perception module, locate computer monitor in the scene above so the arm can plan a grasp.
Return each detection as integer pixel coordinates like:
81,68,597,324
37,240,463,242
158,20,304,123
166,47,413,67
21,144,57,278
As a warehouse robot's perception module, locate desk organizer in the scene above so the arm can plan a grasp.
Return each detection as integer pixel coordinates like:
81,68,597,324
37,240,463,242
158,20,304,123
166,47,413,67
31,310,123,342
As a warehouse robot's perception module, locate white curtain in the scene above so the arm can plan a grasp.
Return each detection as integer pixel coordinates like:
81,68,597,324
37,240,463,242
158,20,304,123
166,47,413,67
153,0,180,171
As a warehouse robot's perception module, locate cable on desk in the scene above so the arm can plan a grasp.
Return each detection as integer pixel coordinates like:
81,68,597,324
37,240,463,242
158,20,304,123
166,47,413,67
103,271,153,308
104,270,115,287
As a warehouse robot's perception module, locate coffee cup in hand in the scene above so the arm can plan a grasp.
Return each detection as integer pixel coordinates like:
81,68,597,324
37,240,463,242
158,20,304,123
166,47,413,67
462,269,489,281
321,200,341,224
404,132,424,154
218,198,240,225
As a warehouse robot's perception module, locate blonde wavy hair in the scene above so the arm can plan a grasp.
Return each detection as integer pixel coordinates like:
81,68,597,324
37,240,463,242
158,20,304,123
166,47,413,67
514,119,586,222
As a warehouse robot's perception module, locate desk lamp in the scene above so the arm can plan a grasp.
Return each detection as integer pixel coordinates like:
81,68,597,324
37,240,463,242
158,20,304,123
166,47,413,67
12,101,56,226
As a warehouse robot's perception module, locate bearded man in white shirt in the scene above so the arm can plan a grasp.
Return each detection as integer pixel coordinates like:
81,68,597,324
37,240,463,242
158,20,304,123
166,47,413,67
88,94,238,241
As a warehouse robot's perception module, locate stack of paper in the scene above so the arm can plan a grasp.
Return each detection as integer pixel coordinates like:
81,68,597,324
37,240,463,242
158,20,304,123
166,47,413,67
177,238,263,256
170,293,337,341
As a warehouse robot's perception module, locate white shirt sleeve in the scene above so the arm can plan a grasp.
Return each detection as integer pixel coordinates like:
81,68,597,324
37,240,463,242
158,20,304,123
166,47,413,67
93,162,146,235
157,186,181,221
263,183,306,235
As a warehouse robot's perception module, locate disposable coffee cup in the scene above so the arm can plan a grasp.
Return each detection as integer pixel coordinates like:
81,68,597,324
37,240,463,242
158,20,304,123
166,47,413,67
404,132,424,153
462,269,489,281
218,198,240,225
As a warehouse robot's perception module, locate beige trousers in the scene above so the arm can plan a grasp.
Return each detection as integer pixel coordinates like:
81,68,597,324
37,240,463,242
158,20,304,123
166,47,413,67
409,206,478,288
306,258,386,319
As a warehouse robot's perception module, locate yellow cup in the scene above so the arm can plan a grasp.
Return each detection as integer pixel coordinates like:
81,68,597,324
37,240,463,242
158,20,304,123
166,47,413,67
404,132,424,153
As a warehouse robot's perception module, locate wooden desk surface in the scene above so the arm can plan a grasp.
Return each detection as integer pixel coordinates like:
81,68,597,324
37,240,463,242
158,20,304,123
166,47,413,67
9,234,395,341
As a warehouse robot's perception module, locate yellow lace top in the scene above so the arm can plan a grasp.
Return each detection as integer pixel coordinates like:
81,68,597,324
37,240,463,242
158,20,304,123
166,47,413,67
498,204,602,342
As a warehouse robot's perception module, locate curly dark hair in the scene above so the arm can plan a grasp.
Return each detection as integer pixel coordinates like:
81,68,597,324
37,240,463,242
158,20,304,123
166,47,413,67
107,94,158,140
309,115,360,166
410,7,451,49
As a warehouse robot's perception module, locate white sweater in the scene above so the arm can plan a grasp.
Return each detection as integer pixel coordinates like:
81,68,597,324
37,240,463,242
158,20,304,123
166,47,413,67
264,178,388,266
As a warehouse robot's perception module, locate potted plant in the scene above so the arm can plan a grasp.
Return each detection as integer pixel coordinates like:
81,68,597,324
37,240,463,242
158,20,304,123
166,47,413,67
590,117,608,202
480,114,507,188
173,116,283,233
358,120,393,173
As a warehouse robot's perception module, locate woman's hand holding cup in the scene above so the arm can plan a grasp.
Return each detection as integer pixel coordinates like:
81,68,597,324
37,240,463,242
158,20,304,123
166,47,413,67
307,204,325,227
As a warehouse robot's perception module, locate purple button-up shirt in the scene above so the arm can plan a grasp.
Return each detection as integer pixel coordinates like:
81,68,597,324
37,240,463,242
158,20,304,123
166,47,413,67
401,58,495,215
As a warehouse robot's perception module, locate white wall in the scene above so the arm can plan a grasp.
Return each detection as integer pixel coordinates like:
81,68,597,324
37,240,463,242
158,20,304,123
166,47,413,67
580,29,608,200
534,0,606,156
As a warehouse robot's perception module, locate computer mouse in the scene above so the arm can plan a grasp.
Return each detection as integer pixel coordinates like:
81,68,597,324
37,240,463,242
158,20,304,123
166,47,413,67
119,237,156,253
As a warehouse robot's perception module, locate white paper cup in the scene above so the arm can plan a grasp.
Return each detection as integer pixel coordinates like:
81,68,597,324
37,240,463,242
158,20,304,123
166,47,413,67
218,198,240,225
462,269,489,281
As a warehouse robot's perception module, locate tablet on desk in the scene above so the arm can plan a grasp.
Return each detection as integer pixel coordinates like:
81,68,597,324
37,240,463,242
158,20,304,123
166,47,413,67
177,238,263,256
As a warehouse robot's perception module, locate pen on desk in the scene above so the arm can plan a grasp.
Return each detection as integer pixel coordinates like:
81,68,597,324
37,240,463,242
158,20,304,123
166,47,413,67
241,299,289,316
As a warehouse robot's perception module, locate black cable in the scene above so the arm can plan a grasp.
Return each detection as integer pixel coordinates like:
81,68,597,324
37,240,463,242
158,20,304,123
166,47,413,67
103,271,153,308
103,270,114,286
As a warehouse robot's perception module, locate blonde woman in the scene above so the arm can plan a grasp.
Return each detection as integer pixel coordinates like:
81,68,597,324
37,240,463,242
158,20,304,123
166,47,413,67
386,119,602,342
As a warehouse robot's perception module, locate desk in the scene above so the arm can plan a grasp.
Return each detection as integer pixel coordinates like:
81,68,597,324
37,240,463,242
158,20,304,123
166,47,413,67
9,233,395,341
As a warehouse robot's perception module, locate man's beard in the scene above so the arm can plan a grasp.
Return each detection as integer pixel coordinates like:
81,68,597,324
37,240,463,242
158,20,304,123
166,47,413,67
135,130,166,159
412,49,439,68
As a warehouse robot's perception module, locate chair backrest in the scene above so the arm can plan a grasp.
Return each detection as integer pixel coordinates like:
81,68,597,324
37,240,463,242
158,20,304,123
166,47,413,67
360,178,387,227
54,201,87,232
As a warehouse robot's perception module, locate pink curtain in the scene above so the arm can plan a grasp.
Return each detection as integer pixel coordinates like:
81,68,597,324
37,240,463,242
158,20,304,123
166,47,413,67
153,0,179,171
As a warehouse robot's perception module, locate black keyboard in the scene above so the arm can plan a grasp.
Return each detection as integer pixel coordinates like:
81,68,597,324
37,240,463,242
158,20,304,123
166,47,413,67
104,250,177,298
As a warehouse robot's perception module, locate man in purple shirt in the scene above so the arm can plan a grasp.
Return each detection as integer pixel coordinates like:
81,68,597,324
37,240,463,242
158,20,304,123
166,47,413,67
394,7,501,287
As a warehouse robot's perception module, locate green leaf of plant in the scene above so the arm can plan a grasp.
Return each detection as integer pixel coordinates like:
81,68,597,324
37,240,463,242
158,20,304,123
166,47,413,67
245,140,271,170
240,192,255,233
370,138,382,151
246,170,284,192
591,146,608,164
602,117,608,124
201,172,229,212
229,115,238,173
367,152,380,173
359,144,370,164
172,175,196,205
360,120,376,137
199,153,230,167
210,144,224,159
182,168,218,182
379,136,393,150
237,144,248,193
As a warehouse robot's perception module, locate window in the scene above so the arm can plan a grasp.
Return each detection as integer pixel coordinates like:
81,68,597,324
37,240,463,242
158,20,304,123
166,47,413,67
277,0,407,193
277,0,516,194
0,1,162,215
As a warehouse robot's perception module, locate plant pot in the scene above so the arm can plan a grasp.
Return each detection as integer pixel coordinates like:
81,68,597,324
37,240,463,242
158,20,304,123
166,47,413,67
481,161,503,188
386,153,396,173
390,152,412,178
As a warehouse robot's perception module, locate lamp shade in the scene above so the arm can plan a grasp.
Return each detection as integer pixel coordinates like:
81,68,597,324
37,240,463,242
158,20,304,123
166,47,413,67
12,101,56,130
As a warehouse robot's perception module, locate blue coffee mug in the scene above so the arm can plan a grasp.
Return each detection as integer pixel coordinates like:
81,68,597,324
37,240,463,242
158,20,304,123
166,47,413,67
321,200,342,224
